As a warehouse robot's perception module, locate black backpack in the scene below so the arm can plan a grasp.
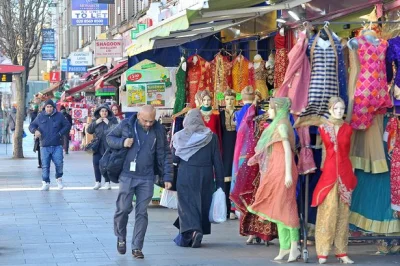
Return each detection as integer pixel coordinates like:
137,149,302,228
99,147,129,183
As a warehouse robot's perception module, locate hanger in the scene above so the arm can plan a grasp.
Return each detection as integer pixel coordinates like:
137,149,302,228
319,21,330,41
172,104,191,119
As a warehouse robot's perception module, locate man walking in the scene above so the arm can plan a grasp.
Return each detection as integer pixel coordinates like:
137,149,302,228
29,99,71,191
107,105,173,259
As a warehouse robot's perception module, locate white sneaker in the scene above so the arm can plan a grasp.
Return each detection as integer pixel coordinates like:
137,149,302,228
93,182,101,190
56,178,64,189
41,181,50,191
103,182,111,190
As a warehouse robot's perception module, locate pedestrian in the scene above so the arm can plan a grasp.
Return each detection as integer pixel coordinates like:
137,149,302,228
86,104,118,190
171,108,224,248
111,104,124,123
6,105,17,134
29,99,71,191
107,105,173,259
60,106,73,154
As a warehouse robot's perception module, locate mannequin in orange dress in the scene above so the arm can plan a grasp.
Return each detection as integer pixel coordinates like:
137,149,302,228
199,90,222,151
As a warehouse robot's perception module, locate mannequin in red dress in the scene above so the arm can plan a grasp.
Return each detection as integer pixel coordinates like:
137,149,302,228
199,90,222,151
312,97,357,264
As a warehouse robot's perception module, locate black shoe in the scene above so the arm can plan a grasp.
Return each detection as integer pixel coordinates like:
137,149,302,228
117,239,126,254
132,249,144,259
38,165,42,168
191,231,203,248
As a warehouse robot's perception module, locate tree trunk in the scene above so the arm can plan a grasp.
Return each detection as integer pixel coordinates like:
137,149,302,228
12,73,25,158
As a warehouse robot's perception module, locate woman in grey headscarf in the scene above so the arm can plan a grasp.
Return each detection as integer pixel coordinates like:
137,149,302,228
172,109,224,248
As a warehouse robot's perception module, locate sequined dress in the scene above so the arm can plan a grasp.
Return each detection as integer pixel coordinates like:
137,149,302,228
186,55,211,108
274,33,289,90
232,55,254,93
173,60,187,114
254,60,268,100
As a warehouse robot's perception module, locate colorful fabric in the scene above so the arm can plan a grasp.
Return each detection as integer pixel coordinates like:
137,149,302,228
232,55,254,93
210,54,232,96
274,34,289,89
386,36,400,89
186,55,211,108
351,36,392,130
275,31,310,114
312,122,357,207
234,103,252,132
254,60,268,99
387,117,400,212
173,60,187,114
297,126,317,175
315,183,351,258
202,112,222,153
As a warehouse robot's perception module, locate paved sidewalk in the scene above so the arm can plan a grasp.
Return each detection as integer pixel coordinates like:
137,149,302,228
0,125,398,265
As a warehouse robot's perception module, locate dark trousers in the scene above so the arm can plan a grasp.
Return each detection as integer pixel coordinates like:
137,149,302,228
224,181,234,216
93,153,110,183
63,135,69,154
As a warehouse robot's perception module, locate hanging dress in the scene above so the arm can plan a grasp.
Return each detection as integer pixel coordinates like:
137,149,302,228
274,33,289,91
186,55,211,108
295,30,347,127
173,59,187,114
253,60,268,100
387,117,400,213
350,36,391,130
210,54,232,106
232,55,254,94
275,31,310,115
386,36,400,114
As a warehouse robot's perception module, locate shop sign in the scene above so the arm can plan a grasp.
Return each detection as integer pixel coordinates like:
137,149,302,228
91,0,114,3
41,44,56,60
0,73,12,82
69,52,93,66
71,0,109,26
95,86,116,96
146,83,166,106
94,40,123,58
42,29,55,43
49,71,61,82
61,59,68,71
67,65,88,72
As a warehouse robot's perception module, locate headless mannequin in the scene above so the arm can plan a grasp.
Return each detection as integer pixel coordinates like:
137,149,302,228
347,30,380,50
268,104,300,262
317,100,354,265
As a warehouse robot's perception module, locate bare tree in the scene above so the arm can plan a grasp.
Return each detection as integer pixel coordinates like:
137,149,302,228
0,0,49,158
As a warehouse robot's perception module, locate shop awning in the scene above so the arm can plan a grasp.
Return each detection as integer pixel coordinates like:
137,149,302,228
65,79,98,95
94,60,128,90
40,82,61,95
127,0,311,56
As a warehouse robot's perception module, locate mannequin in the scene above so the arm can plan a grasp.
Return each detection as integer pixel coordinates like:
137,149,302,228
312,97,357,264
234,86,255,131
220,89,237,219
253,54,268,100
200,90,222,150
265,53,275,93
247,97,300,262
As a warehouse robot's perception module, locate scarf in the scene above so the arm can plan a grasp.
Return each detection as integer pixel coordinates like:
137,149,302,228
172,109,213,161
328,116,344,126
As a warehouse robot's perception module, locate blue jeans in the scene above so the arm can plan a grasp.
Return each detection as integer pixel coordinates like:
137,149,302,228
41,145,64,183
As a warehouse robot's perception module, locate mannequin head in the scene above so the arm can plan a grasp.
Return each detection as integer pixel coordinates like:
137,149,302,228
328,97,345,120
200,90,212,108
224,89,236,108
268,97,291,120
253,54,263,62
194,91,203,108
241,86,255,104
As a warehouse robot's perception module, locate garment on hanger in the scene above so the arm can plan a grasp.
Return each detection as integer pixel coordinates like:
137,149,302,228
295,30,347,127
254,59,269,99
346,45,361,122
234,103,252,131
350,35,391,130
186,55,211,108
232,55,254,93
386,36,400,111
349,116,400,234
210,54,232,102
275,31,310,115
173,60,187,114
274,33,289,90
229,105,277,241
387,117,400,213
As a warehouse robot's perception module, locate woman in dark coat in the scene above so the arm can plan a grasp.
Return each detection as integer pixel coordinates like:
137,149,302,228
87,104,118,190
171,109,224,248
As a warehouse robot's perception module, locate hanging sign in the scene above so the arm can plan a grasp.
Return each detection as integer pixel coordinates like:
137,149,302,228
0,73,12,82
49,71,61,82
41,29,56,61
94,40,123,58
69,52,93,66
71,0,109,26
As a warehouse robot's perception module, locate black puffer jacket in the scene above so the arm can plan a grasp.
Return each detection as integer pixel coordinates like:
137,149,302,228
106,114,173,183
87,104,118,155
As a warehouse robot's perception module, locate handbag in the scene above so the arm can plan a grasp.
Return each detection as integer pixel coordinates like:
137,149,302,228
84,137,100,153
160,189,178,209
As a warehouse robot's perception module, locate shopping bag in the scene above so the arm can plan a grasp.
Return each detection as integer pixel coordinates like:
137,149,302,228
160,189,178,209
209,188,227,224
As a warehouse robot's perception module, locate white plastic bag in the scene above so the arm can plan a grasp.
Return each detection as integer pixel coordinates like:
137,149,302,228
209,188,227,224
160,189,178,209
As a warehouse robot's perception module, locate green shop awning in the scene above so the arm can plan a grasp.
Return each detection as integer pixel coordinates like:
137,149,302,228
127,0,311,56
